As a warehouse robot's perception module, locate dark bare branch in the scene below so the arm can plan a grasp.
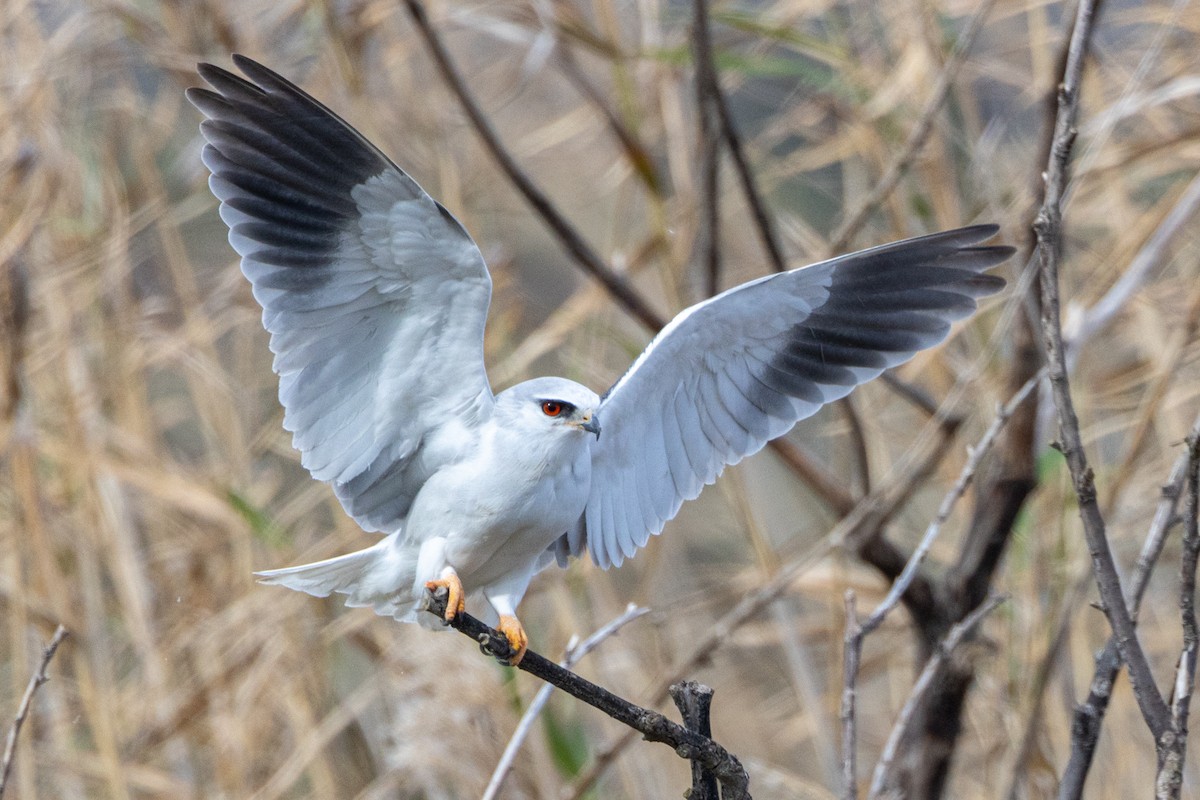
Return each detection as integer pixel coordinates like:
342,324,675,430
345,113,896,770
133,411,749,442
424,593,750,800
699,14,788,274
1033,0,1172,738
861,372,1040,640
1056,414,1200,800
670,681,719,800
571,409,965,799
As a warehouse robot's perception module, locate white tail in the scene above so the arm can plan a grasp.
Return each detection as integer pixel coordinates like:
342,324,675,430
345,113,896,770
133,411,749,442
255,534,421,622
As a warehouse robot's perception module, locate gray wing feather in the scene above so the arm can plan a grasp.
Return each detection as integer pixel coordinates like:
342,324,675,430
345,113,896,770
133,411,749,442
574,225,1011,568
189,56,494,533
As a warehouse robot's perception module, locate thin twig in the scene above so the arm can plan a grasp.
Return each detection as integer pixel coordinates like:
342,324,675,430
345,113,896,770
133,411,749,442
423,594,750,800
859,371,1041,639
827,0,999,254
402,0,667,332
1056,412,1200,800
1033,0,1173,739
866,595,1007,799
841,397,872,496
0,625,69,797
482,604,648,800
1156,432,1200,798
1074,169,1200,350
839,374,1037,799
840,592,861,800
768,436,858,515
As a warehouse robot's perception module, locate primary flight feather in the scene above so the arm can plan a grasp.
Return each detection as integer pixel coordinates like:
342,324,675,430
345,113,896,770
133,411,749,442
188,55,1011,663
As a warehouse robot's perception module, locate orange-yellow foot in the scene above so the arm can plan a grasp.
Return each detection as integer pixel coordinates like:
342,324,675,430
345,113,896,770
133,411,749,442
497,615,528,665
424,572,465,622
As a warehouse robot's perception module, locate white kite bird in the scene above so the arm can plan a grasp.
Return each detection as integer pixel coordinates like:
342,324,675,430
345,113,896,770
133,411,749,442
188,56,1010,664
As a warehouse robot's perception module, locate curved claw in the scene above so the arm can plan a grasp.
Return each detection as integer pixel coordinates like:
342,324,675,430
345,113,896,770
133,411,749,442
497,615,528,666
424,572,465,622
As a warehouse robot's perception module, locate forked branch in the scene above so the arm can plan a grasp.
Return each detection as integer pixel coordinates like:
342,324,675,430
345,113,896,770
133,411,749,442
424,592,750,800
1033,0,1172,739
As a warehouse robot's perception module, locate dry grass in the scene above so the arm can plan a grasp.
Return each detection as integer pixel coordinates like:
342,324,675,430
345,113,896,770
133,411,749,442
1,0,1198,797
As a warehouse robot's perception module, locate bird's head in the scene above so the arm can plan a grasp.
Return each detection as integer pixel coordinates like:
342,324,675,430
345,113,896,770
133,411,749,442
497,378,601,440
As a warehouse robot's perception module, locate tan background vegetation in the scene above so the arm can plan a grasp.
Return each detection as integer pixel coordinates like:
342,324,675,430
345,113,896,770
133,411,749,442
1,0,1198,797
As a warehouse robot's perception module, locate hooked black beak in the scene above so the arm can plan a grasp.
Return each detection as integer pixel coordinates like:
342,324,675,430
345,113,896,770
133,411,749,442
581,416,601,439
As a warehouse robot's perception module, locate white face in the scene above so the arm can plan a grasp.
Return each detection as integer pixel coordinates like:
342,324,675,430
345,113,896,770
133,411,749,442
529,395,601,439
498,379,601,440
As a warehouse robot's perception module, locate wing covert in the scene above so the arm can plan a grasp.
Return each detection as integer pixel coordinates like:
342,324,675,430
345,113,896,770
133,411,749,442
574,226,1011,568
189,55,494,533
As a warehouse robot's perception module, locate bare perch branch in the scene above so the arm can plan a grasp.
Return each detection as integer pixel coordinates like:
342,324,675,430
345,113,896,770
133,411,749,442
1032,0,1173,739
482,605,648,800
670,681,720,800
0,625,69,798
423,593,750,800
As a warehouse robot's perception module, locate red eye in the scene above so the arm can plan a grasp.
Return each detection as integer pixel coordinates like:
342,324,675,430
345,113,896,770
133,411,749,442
541,401,564,417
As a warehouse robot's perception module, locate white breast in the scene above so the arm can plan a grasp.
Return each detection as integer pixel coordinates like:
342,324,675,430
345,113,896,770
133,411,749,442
405,416,593,582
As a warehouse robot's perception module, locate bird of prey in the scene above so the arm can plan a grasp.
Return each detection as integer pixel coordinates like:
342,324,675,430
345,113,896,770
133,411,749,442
188,55,1010,664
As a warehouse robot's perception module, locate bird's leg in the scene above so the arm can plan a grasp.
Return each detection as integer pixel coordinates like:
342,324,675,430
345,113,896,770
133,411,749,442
483,569,535,665
496,615,528,666
424,566,465,622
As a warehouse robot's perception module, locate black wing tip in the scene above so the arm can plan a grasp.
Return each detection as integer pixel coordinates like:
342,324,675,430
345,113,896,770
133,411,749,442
192,55,295,103
909,223,1003,250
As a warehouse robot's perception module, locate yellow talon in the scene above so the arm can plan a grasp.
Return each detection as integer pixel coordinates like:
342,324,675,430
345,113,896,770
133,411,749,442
497,615,528,665
424,573,465,622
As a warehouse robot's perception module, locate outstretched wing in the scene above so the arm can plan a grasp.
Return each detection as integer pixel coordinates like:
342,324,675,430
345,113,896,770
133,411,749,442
188,55,494,533
569,226,1010,568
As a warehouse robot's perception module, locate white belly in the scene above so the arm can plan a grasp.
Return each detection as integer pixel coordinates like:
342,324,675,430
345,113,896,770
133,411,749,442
403,433,592,590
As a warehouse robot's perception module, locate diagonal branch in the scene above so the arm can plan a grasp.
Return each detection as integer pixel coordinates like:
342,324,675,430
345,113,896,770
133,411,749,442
866,595,1006,799
424,593,750,800
402,0,667,332
840,373,1039,799
0,625,69,798
403,0,860,521
482,604,648,800
1033,0,1172,740
691,1,788,275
